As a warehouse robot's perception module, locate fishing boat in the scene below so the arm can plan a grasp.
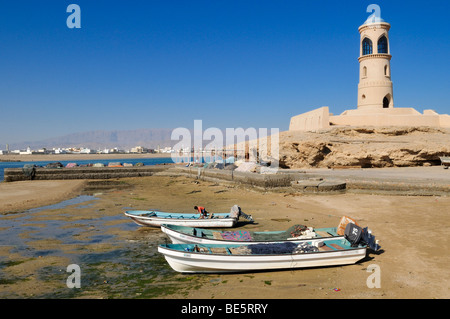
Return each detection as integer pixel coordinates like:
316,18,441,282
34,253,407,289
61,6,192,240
158,239,366,273
440,157,450,169
158,222,380,273
161,223,341,245
124,205,253,228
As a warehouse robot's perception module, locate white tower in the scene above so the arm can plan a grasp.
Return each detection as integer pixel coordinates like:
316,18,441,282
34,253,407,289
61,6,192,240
357,14,394,109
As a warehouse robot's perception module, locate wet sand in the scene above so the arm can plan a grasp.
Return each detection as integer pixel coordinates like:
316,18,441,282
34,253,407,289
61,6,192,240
1,174,448,299
0,180,87,213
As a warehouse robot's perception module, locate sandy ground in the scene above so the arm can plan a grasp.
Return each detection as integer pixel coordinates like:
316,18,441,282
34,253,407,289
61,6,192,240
0,153,172,162
0,173,449,299
0,180,87,213
136,176,449,299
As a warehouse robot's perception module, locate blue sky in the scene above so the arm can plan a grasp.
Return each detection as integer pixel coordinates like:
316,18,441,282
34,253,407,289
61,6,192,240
0,0,449,145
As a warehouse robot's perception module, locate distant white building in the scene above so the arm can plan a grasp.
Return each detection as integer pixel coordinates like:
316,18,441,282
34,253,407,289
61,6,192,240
19,147,32,155
102,147,124,154
130,146,149,153
157,146,173,153
80,148,94,154
54,148,67,154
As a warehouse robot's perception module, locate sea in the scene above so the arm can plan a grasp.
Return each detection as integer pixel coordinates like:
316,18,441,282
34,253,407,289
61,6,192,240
0,157,176,182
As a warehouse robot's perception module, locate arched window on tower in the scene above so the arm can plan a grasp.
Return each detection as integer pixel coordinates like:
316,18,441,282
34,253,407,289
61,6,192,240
362,38,373,55
383,95,390,108
363,66,367,77
378,36,388,54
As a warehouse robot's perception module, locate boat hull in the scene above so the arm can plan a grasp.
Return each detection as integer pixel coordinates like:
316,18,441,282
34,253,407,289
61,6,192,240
124,211,237,228
157,242,367,273
161,224,342,245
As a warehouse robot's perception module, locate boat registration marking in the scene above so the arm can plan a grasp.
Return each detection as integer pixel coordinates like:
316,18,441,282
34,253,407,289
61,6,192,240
181,235,202,242
341,250,361,255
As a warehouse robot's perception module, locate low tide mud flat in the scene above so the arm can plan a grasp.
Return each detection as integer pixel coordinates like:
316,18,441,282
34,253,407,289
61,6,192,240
0,175,449,299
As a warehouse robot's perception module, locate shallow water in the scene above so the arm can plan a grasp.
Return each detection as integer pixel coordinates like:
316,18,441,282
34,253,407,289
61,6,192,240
0,196,101,255
0,193,204,298
26,195,99,214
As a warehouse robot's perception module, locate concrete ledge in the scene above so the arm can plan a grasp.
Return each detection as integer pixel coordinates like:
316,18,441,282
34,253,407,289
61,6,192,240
172,166,302,189
293,167,450,196
291,179,346,193
3,165,173,182
171,166,450,196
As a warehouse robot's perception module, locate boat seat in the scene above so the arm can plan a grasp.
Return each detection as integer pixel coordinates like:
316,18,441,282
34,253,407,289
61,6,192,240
143,212,156,217
315,231,333,238
228,246,251,255
209,247,228,254
228,247,240,255
193,228,204,237
212,232,223,240
329,244,345,250
318,245,333,252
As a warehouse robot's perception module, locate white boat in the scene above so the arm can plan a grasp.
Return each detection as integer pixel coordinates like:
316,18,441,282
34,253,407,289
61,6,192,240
157,238,369,273
161,223,342,245
440,157,450,169
124,205,253,228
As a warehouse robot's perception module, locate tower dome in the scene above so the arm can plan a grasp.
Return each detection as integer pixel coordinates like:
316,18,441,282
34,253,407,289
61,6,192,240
363,16,385,25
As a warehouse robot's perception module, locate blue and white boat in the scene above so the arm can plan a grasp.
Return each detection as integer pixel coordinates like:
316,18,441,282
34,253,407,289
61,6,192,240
124,205,252,228
158,222,381,273
161,223,341,245
158,239,369,273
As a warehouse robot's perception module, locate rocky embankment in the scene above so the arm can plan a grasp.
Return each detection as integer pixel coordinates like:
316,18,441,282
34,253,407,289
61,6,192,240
277,126,450,169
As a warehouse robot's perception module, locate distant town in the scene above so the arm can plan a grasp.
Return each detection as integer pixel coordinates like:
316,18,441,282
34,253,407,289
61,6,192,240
0,144,248,161
0,145,176,155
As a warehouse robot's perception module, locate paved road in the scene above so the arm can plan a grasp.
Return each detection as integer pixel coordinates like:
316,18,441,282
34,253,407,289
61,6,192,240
286,166,450,195
297,166,450,183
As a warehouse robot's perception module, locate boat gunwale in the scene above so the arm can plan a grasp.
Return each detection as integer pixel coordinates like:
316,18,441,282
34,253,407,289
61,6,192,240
157,241,367,259
124,211,234,220
161,224,341,244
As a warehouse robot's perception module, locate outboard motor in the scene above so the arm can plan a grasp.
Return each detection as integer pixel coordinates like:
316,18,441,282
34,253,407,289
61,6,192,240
239,211,253,222
229,205,253,222
345,223,362,246
345,223,380,251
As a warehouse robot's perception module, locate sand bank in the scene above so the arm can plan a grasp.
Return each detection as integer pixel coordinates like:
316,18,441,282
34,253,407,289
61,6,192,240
0,180,86,213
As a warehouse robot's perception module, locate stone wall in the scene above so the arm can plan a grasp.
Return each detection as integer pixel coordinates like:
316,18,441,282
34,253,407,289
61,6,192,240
289,106,330,131
3,165,172,182
173,166,302,189
290,106,450,132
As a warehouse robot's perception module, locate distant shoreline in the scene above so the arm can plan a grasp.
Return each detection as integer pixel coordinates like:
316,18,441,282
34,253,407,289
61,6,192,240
0,153,173,162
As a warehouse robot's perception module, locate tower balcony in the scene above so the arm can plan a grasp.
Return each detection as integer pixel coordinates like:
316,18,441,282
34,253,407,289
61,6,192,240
358,53,392,63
